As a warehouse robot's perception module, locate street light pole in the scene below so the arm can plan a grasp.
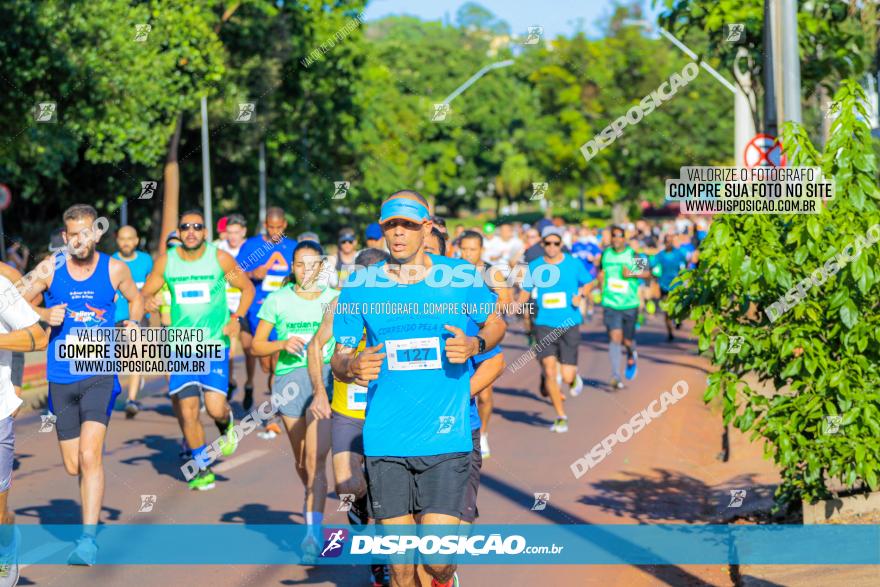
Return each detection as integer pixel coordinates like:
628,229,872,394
440,59,515,106
780,0,802,124
200,95,214,242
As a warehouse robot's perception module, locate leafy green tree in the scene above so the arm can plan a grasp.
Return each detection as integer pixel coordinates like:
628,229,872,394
656,0,871,140
0,0,225,248
669,80,880,507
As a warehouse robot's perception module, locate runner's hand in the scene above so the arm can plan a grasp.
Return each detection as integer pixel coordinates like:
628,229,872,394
223,317,241,338
283,336,306,354
309,390,331,420
45,304,67,326
146,295,161,313
252,264,269,280
572,294,583,307
122,320,141,344
443,325,477,364
350,343,386,381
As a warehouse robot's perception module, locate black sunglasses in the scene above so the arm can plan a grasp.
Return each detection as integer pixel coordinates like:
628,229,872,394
179,223,205,232
339,237,355,243
543,240,562,247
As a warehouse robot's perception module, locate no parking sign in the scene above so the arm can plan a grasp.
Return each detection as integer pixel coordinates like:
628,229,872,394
743,134,786,168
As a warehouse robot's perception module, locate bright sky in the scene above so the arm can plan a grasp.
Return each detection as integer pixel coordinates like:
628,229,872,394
363,0,664,39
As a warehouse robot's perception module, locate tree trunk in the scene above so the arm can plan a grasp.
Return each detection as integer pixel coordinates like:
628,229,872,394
160,113,184,256
612,201,626,225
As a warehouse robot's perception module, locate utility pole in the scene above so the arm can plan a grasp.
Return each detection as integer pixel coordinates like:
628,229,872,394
763,0,778,136
780,0,802,124
259,141,267,228
200,96,214,242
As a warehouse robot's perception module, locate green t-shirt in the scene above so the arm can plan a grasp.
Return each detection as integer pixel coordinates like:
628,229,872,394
164,242,230,346
600,246,641,310
257,284,340,375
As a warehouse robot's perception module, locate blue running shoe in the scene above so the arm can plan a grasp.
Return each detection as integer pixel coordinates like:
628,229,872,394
625,351,638,380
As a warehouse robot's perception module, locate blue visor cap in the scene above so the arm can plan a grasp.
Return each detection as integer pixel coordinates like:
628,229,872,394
379,197,431,224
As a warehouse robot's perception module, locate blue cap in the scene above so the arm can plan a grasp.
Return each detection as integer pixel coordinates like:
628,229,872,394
378,194,431,224
365,222,383,240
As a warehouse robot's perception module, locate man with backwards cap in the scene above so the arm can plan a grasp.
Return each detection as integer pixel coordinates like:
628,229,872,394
332,190,506,587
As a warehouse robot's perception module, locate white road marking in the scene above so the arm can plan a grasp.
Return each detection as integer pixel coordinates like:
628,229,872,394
212,450,269,473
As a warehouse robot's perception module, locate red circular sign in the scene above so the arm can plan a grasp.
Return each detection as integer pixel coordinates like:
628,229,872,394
744,134,786,168
0,184,10,211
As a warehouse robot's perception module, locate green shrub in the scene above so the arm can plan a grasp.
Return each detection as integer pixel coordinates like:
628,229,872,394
669,80,880,508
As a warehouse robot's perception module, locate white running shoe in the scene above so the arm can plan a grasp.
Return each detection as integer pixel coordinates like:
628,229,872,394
570,375,584,397
480,434,490,458
550,417,569,433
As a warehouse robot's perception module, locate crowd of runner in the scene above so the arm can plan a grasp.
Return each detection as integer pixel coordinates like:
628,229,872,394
0,197,706,586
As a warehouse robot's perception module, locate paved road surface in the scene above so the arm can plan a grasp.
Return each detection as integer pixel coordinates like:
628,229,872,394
11,313,782,586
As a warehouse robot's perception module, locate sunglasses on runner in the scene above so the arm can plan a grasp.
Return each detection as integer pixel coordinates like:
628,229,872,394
543,239,562,247
179,223,205,232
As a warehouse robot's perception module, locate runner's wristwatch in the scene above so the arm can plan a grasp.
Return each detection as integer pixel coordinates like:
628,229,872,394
476,335,486,354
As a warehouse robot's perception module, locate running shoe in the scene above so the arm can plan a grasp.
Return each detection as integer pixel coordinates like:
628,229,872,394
480,434,490,458
625,351,638,380
646,300,656,315
0,526,21,586
243,384,254,411
635,313,645,330
609,378,624,390
220,417,238,457
124,400,141,419
67,534,98,566
570,375,584,397
550,417,569,433
188,468,216,491
258,421,282,440
370,564,390,587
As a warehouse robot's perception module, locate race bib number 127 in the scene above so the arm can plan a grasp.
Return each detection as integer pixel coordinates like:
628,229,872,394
386,337,442,371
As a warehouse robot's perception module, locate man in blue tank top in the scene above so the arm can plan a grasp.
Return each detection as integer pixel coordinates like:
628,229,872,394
24,204,144,566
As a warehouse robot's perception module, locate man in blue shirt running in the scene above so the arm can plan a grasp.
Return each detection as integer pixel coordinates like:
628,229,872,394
235,207,298,409
517,226,591,433
651,234,688,341
332,191,506,587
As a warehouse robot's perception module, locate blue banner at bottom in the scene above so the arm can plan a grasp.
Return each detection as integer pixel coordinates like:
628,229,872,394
6,524,880,565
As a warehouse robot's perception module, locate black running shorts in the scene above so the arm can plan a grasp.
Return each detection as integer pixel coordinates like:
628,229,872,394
366,451,470,520
48,375,118,440
460,427,482,523
603,307,638,340
534,324,580,365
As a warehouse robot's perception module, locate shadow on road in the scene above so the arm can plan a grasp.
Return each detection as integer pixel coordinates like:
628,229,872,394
480,470,728,586
579,469,777,523
118,434,188,481
220,502,300,525
15,498,122,538
492,406,554,428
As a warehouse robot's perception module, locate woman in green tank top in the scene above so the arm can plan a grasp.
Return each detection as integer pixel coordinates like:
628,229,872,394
251,241,339,560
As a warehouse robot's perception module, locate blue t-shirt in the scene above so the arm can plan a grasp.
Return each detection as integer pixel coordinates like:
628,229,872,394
525,254,590,328
333,255,496,457
652,248,688,292
112,250,153,322
466,317,502,431
570,241,602,280
236,235,298,316
678,241,696,269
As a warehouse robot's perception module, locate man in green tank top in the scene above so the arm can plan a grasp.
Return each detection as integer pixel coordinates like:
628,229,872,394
594,225,651,390
142,210,255,490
